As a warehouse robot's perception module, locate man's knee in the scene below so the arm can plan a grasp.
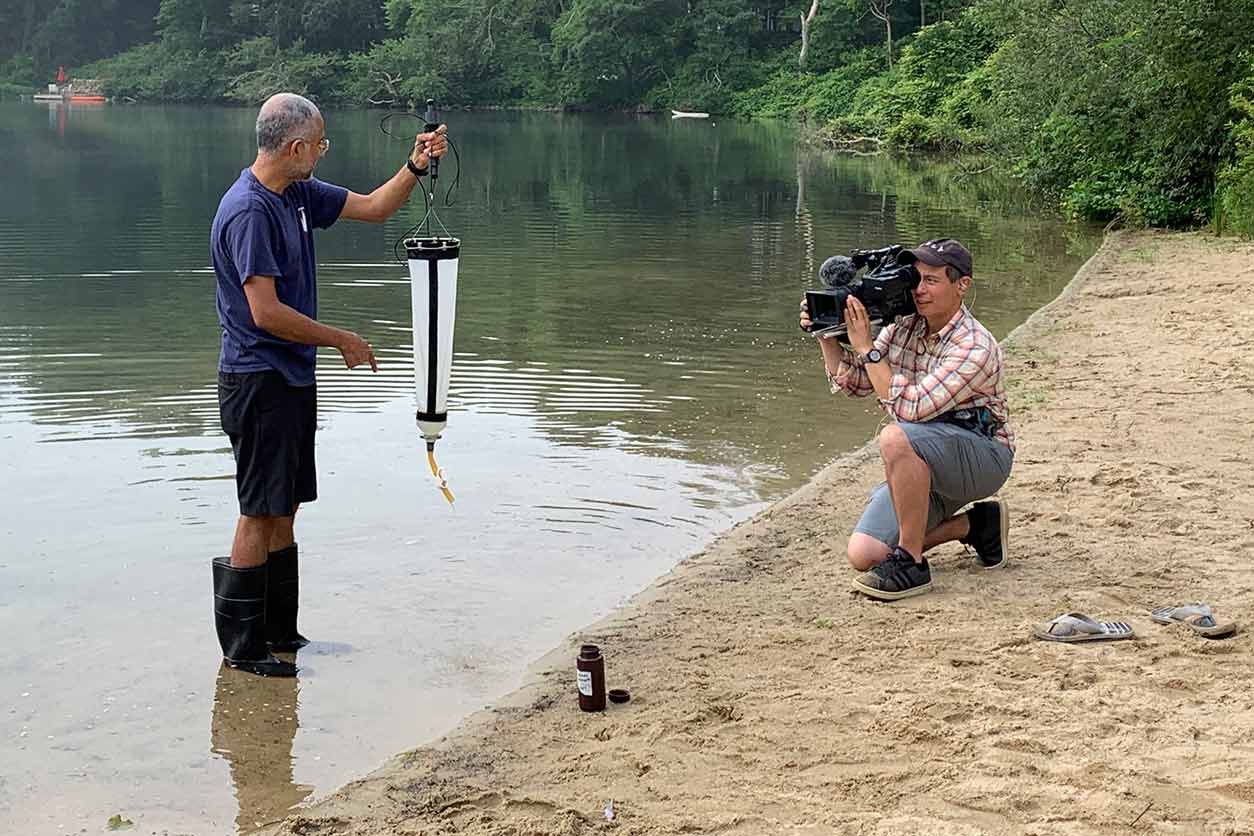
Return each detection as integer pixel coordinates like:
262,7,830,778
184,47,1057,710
846,532,891,571
238,513,279,532
878,424,916,463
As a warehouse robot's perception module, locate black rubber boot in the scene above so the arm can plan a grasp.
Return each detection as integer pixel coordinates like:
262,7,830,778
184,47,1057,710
265,544,310,652
213,557,297,677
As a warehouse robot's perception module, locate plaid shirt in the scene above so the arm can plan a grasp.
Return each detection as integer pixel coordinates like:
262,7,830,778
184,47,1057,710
829,305,1015,451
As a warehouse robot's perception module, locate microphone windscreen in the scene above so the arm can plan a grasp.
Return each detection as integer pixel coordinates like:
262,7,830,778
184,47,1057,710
820,255,856,288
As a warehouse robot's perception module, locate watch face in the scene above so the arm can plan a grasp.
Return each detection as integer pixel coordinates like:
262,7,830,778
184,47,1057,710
867,349,883,363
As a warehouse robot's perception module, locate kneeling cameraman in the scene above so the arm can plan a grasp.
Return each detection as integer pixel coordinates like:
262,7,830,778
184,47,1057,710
800,239,1014,601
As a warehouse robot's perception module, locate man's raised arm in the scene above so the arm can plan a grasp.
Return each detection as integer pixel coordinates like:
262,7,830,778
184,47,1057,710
340,126,449,224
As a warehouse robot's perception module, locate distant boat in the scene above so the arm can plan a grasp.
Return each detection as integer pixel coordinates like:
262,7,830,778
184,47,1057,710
31,94,107,104
31,76,107,104
671,110,710,119
34,82,64,102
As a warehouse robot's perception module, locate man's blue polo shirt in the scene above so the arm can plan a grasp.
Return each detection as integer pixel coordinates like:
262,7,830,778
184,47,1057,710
211,168,348,386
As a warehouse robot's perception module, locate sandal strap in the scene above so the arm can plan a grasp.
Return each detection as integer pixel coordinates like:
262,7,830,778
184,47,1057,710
1048,612,1103,635
1154,603,1217,626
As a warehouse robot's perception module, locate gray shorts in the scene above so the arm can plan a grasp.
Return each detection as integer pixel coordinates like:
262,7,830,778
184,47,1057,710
853,420,1013,547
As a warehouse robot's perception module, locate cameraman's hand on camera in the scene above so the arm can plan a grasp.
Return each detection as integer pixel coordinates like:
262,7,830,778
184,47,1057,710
844,296,874,355
798,295,813,332
803,294,848,379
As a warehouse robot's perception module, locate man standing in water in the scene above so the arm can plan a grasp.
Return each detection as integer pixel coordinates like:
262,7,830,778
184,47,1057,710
800,239,1014,600
211,93,447,676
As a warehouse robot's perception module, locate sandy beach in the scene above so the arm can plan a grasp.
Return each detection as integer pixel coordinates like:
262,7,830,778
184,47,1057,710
261,230,1254,836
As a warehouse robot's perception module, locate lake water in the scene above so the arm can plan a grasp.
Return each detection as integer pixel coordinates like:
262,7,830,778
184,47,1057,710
0,102,1096,834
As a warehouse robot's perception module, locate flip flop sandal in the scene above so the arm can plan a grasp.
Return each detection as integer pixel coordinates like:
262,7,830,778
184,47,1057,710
1033,612,1135,643
1149,604,1237,639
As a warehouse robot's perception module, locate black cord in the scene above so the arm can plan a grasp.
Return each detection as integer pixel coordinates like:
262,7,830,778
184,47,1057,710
391,196,431,261
442,138,461,207
378,110,460,261
378,110,460,206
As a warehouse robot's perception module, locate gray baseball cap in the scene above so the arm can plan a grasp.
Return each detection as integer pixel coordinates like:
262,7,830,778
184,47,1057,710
897,238,973,277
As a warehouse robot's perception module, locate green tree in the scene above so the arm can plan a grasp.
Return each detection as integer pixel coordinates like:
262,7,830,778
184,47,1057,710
0,0,43,62
552,0,684,106
155,0,239,49
301,0,386,53
20,0,159,77
1217,52,1254,235
981,0,1251,224
378,0,562,103
657,0,760,110
342,35,449,106
223,35,342,102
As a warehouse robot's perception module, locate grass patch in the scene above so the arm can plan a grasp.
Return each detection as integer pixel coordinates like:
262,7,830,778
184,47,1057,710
1120,246,1157,264
1006,374,1053,413
1003,343,1060,363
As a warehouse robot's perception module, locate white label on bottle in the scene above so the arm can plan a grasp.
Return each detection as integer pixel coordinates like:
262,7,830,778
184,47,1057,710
577,669,593,696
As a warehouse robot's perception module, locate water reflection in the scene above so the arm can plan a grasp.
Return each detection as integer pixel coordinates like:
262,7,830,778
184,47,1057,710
210,664,312,833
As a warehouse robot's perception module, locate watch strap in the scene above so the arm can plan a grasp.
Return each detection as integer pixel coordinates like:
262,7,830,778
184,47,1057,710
406,158,428,179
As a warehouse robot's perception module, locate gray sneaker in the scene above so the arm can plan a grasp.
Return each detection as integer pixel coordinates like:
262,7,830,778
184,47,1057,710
961,499,1009,569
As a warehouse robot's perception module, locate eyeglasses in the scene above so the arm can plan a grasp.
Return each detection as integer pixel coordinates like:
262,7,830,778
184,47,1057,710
295,136,330,156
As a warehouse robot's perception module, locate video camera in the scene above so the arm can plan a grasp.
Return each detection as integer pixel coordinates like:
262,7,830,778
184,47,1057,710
804,245,920,344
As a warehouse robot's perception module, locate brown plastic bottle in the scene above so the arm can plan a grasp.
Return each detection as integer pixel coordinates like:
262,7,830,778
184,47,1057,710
576,644,606,711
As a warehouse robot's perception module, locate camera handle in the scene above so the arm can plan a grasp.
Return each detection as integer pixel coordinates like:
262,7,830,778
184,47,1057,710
810,323,847,339
811,317,886,344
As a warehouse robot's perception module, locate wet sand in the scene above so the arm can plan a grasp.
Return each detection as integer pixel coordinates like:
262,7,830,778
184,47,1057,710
260,230,1254,835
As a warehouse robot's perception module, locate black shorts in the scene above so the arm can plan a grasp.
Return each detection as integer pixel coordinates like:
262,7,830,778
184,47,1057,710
218,371,317,517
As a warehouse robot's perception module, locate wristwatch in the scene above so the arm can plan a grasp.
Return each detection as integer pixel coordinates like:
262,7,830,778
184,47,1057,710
406,158,429,179
862,348,884,364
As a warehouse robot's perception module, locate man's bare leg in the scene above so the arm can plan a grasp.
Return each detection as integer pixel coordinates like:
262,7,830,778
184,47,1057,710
846,513,971,571
230,516,277,568
879,424,931,560
268,504,298,553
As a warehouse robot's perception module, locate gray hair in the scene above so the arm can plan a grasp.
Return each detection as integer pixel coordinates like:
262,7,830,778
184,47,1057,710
255,93,319,153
